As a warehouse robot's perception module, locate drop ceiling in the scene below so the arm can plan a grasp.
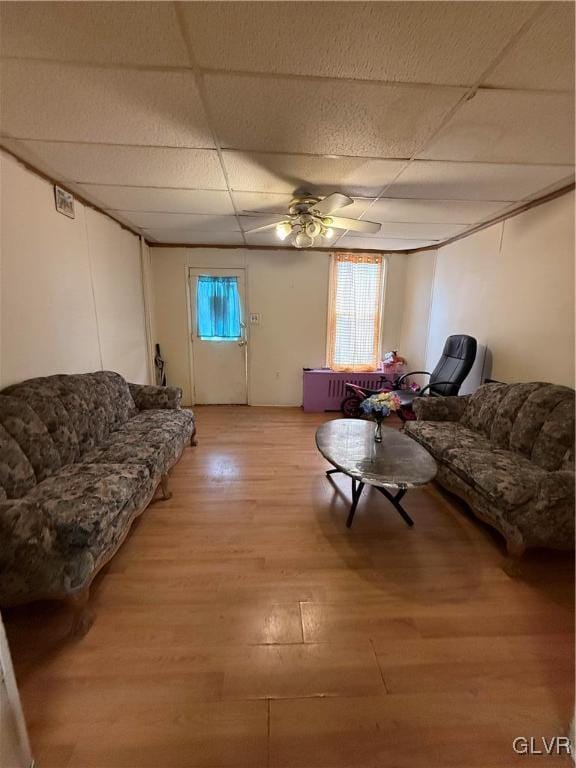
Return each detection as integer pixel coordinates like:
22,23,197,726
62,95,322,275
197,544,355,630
0,1,574,252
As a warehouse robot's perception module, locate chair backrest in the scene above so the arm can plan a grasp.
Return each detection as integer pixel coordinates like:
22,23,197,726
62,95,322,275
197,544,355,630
429,335,477,396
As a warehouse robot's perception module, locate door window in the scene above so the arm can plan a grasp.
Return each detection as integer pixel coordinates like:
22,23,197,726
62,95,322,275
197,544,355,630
197,276,241,341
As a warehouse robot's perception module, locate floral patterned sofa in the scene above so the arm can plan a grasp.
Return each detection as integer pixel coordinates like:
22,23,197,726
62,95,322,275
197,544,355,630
404,382,574,556
0,371,195,613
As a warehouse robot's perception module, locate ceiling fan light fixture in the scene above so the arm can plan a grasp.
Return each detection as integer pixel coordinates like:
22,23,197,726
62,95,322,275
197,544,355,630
323,227,334,239
305,220,322,238
294,230,314,249
275,221,292,241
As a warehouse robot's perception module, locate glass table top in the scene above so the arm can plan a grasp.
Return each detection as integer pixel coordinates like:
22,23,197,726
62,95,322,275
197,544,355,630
316,419,437,490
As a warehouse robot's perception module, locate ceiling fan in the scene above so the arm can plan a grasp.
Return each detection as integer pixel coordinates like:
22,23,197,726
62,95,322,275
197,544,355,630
243,192,381,248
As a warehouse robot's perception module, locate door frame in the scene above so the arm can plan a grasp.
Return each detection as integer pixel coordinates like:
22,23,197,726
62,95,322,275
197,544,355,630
185,265,249,406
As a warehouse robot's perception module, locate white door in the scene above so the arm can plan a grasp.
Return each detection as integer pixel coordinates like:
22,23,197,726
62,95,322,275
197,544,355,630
189,268,248,404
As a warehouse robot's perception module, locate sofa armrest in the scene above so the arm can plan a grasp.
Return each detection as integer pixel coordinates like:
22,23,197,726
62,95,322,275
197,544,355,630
535,470,575,509
413,395,470,422
129,383,182,410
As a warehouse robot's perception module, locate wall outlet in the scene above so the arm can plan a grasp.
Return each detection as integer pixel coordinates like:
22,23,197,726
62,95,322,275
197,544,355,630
249,313,261,325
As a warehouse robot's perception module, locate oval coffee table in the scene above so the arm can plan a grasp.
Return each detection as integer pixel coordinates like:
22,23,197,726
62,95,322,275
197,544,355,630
316,419,437,528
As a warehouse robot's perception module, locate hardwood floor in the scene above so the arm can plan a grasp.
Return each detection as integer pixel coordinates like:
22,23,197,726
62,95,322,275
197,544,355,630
4,406,574,767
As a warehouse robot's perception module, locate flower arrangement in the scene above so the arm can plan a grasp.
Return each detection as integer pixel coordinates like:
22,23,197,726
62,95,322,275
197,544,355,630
360,391,402,441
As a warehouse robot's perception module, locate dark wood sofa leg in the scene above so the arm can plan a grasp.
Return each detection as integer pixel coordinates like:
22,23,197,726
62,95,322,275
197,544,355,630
67,587,94,637
160,473,172,500
503,537,526,578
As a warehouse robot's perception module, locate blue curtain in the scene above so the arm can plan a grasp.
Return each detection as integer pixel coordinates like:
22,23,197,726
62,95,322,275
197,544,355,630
197,276,241,340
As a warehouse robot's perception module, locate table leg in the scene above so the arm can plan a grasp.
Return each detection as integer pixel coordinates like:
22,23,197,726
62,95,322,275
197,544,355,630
346,480,365,528
375,486,414,527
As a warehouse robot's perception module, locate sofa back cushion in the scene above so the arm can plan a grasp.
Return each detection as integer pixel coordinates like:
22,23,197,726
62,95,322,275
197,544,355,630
461,381,575,471
460,382,509,438
0,372,136,485
508,384,574,471
0,423,36,499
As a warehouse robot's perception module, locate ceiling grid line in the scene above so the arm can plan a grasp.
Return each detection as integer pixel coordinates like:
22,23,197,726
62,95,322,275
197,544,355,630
170,1,247,245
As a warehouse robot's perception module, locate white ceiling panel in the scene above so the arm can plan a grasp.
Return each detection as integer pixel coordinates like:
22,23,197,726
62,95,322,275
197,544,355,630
387,161,575,202
144,230,244,246
206,74,465,158
232,192,298,215
337,236,436,251
76,186,234,215
483,4,575,91
123,213,240,231
347,222,466,239
0,2,190,67
0,60,214,148
223,152,407,198
419,89,574,165
183,2,533,87
7,141,227,189
364,198,510,224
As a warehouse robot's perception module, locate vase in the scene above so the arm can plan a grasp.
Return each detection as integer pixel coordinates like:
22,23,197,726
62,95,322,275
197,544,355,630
374,417,383,442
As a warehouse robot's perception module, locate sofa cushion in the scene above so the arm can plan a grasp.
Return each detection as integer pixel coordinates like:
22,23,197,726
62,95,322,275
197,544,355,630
83,430,180,478
404,421,491,460
25,462,152,556
120,408,195,436
443,448,547,511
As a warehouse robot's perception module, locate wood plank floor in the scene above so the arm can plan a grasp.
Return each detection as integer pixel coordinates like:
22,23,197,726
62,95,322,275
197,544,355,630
4,406,574,768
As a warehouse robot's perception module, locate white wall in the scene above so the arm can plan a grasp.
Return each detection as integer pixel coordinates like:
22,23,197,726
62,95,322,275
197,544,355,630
398,248,437,373
0,151,150,387
399,191,575,388
150,247,407,406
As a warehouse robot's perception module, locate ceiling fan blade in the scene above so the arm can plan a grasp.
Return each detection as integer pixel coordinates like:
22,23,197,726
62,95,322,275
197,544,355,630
327,216,381,234
313,193,354,216
243,219,284,234
242,209,288,215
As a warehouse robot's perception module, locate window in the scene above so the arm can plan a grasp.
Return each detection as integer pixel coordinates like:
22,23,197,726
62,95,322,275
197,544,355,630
326,253,385,371
197,276,241,340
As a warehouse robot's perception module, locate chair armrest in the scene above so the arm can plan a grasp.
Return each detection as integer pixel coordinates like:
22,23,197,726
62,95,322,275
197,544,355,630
413,395,470,422
129,383,183,410
395,371,430,388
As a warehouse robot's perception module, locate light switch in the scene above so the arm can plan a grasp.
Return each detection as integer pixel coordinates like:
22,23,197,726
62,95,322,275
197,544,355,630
249,313,261,325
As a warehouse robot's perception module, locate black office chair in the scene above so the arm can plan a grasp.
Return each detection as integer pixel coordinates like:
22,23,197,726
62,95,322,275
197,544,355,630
393,335,477,419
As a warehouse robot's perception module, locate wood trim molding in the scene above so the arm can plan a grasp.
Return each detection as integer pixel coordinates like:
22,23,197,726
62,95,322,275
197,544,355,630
0,144,144,240
410,181,575,254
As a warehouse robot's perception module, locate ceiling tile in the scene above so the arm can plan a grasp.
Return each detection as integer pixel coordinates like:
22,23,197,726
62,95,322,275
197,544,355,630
76,185,234,215
419,89,574,165
364,198,510,224
124,213,239,231
183,2,532,86
0,60,213,147
337,236,435,251
387,161,575,202
347,222,466,239
145,230,244,246
223,152,407,198
206,74,465,158
0,2,190,67
6,141,227,189
232,192,296,215
483,4,575,91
